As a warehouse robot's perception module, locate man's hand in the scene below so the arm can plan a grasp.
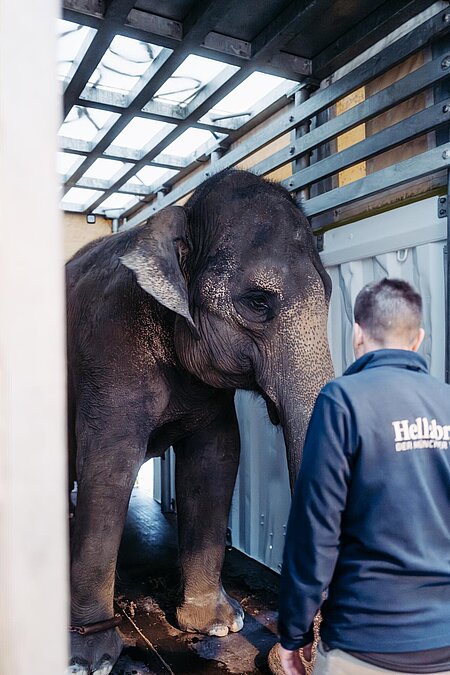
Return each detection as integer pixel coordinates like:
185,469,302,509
278,643,312,675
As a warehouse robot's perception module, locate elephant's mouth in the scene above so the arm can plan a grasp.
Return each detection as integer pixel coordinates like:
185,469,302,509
264,396,280,426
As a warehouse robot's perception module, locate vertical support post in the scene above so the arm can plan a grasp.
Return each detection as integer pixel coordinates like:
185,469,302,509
0,1,68,674
446,169,450,384
161,449,174,513
293,85,313,202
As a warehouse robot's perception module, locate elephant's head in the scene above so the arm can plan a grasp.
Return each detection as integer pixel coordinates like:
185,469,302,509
121,169,333,488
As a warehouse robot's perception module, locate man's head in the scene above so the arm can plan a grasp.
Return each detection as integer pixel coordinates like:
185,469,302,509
353,278,425,359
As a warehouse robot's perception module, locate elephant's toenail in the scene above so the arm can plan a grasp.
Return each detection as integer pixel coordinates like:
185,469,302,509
208,625,229,637
67,661,89,675
230,616,244,632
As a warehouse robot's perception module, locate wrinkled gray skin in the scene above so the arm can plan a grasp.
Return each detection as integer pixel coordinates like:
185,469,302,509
66,169,333,674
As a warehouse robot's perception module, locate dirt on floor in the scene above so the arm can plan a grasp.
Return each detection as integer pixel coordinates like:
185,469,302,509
111,488,281,675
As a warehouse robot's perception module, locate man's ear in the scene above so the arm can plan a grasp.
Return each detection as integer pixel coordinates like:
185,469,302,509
352,322,365,356
411,327,425,352
120,206,198,336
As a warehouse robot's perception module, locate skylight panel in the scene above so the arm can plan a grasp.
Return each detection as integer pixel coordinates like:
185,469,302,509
59,106,119,142
87,35,163,95
57,19,96,80
205,72,296,121
159,128,225,160
82,158,127,181
153,55,235,106
110,117,175,150
57,152,85,177
95,193,139,212
61,187,103,211
128,166,179,187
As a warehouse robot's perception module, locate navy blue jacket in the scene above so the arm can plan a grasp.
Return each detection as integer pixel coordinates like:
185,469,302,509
278,349,450,652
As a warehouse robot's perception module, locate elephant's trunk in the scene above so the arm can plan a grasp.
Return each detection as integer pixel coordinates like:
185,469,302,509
259,292,334,492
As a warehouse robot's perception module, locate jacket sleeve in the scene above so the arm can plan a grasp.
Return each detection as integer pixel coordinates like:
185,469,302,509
278,390,354,650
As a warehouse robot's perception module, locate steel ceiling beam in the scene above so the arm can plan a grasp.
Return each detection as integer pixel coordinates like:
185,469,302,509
63,0,242,197
75,0,315,213
63,0,137,117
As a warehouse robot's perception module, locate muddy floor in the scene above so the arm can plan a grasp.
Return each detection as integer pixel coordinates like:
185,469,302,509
111,487,280,675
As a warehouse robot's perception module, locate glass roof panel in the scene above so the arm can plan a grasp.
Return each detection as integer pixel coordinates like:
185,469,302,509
205,71,296,120
59,106,119,142
153,55,235,106
110,117,175,150
87,35,163,95
61,187,103,209
95,193,140,212
57,151,85,176
82,158,126,181
159,128,225,160
57,19,97,81
128,165,179,186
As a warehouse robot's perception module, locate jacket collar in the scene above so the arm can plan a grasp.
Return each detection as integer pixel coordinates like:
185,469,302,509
344,349,428,377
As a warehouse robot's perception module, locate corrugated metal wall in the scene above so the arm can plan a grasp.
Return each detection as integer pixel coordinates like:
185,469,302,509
230,196,447,571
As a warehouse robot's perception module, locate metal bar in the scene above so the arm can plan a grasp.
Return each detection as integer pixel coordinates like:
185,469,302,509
202,31,251,59
312,0,440,78
63,0,104,19
63,0,137,117
160,450,173,514
254,54,450,179
250,0,322,58
267,52,312,76
292,86,313,202
284,98,450,193
446,168,450,383
125,9,182,41
124,7,450,227
304,144,450,220
181,65,240,119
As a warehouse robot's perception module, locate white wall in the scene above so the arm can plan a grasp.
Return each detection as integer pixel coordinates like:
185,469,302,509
0,0,68,672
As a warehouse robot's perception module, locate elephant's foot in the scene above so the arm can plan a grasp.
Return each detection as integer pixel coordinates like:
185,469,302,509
68,627,123,675
176,587,244,636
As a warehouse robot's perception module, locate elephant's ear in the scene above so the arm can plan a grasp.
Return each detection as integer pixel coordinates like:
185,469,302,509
120,206,197,334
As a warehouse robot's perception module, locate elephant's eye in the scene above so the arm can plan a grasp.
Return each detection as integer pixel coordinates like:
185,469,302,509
248,295,269,311
235,290,279,323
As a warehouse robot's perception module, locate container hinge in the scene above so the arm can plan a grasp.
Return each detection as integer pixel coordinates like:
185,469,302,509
438,195,447,218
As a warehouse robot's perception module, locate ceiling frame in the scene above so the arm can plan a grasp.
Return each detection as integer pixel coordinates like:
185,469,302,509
59,0,441,218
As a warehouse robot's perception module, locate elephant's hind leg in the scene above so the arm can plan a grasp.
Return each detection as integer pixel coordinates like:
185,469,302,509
173,393,243,637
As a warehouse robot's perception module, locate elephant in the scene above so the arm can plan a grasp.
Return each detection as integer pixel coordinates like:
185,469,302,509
66,168,333,674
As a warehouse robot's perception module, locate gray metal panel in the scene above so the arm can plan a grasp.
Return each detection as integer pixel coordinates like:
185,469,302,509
229,196,446,571
230,392,291,573
325,196,446,379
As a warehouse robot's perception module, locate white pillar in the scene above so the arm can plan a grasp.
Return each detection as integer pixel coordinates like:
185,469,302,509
0,1,69,673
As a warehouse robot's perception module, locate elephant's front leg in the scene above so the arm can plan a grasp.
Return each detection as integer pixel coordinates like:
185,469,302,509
70,419,146,675
173,395,243,637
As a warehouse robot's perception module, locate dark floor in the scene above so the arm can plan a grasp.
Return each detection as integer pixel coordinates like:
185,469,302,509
112,487,280,675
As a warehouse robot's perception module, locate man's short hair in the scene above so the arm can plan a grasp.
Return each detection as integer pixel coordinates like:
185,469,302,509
354,278,422,344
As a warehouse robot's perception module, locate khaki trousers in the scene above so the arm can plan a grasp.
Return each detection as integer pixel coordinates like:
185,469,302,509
313,642,450,675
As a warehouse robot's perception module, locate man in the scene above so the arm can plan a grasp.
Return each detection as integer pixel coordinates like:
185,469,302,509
278,278,450,675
